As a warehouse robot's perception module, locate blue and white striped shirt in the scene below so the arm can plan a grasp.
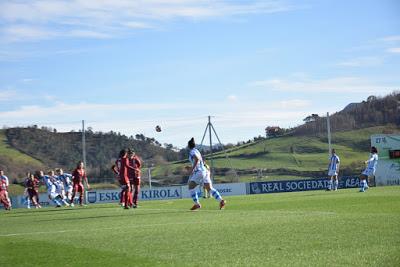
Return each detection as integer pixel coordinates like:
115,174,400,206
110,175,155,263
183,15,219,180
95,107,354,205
189,148,206,173
329,154,340,171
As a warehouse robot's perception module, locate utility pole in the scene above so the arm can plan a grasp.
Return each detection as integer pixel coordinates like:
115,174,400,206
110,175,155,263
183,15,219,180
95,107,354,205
82,120,87,167
327,112,332,156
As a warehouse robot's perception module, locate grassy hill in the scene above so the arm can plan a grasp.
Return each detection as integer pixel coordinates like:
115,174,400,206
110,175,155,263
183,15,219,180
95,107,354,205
2,127,183,182
152,125,400,184
0,130,45,182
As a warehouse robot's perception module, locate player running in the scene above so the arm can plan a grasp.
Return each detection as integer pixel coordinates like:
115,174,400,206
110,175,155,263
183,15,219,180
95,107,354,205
44,170,69,207
359,146,379,192
0,170,12,209
71,161,90,206
0,176,11,210
128,149,141,208
327,149,340,191
112,149,133,209
56,168,73,203
25,173,41,209
187,137,225,211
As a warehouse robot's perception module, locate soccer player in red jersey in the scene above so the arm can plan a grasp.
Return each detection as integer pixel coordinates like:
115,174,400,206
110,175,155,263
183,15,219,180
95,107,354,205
0,176,11,210
25,173,41,209
112,149,133,209
128,149,141,208
71,161,90,206
0,170,11,209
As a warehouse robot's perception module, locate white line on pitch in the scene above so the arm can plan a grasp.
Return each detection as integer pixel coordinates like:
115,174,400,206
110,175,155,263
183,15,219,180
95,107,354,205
0,221,206,237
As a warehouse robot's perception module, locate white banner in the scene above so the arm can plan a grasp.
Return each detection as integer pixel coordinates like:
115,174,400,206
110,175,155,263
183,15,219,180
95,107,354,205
180,183,247,198
86,186,183,204
371,135,400,186
5,183,248,209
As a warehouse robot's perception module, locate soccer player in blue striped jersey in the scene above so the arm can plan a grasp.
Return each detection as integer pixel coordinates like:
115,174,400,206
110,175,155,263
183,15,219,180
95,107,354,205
187,137,226,211
44,171,69,207
327,149,340,191
359,146,379,192
56,168,73,203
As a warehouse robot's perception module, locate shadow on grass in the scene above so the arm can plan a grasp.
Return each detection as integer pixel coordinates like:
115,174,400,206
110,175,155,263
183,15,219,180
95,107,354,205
2,205,122,218
35,209,186,222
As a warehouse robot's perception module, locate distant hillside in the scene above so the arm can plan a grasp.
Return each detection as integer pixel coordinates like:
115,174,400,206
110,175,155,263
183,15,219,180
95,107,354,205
152,125,400,185
3,92,399,185
0,131,45,182
3,127,185,182
294,92,400,135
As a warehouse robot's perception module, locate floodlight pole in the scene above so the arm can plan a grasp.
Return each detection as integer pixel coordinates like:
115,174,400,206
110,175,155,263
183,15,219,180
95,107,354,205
327,112,332,156
82,120,87,168
82,120,88,204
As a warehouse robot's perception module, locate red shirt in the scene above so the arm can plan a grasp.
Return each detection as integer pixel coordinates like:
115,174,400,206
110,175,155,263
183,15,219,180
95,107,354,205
25,178,40,191
72,168,86,184
115,156,134,184
131,155,141,179
0,179,7,192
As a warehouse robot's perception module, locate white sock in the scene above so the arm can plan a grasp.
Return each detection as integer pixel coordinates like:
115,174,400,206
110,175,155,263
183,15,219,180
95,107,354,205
190,188,200,204
209,187,222,201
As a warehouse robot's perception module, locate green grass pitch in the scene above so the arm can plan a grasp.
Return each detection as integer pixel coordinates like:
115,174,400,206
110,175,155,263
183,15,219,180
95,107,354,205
1,186,399,266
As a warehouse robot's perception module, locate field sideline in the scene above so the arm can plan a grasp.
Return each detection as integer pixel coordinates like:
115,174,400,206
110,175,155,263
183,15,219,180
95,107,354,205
1,187,399,266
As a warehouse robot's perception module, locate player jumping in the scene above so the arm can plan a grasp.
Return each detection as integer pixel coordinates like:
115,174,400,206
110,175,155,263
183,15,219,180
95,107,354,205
359,146,379,192
327,149,340,191
112,149,133,209
128,149,141,208
187,137,225,211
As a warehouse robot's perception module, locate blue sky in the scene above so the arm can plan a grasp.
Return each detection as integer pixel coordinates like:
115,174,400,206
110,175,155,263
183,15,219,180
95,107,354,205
0,0,399,147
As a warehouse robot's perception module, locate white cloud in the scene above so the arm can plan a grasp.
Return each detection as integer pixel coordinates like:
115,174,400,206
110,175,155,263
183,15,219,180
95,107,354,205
386,47,400,54
336,56,384,67
0,98,322,147
227,95,238,102
278,99,310,109
0,90,17,101
380,35,400,43
0,0,296,42
249,76,397,94
67,30,111,39
1,25,56,42
0,101,198,120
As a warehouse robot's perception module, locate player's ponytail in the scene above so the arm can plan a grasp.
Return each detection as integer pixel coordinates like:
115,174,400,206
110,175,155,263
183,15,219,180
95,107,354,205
188,138,195,149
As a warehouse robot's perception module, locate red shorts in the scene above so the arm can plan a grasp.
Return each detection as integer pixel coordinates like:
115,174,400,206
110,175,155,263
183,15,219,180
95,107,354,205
73,183,84,193
28,189,39,199
131,178,140,186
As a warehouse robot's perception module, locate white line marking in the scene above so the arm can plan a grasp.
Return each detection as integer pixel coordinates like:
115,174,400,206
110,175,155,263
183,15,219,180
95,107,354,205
0,221,204,237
